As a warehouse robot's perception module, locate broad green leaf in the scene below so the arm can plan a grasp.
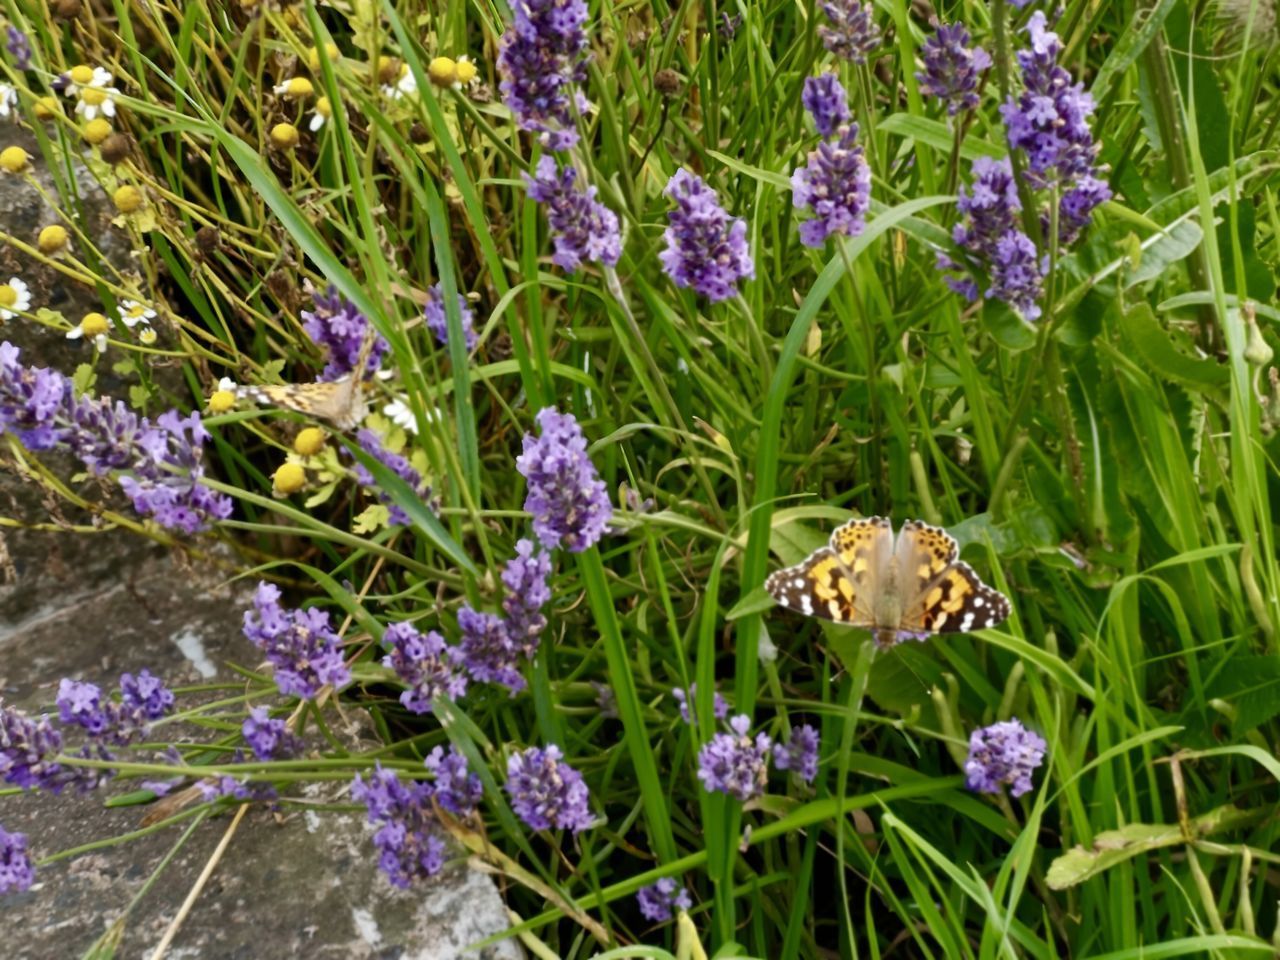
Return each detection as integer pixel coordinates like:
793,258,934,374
1117,303,1229,389
1123,220,1203,288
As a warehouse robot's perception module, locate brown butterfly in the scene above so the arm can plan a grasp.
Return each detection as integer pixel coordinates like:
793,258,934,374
236,328,380,431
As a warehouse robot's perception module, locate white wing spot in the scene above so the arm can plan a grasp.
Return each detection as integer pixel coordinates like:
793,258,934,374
973,597,984,608
959,613,975,632
792,578,806,590
799,595,813,615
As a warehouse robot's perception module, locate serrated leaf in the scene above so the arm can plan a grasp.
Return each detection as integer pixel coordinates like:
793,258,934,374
1117,303,1228,390
352,503,389,534
128,384,150,410
982,300,1037,352
72,363,97,395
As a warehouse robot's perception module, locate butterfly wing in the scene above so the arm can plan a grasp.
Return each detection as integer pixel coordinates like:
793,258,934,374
764,516,890,625
895,520,1010,635
236,379,361,430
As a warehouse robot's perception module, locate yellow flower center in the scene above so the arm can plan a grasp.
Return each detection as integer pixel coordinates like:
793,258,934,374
69,65,95,86
81,87,108,106
284,77,314,99
83,118,112,144
307,44,340,72
34,96,59,120
81,312,109,337
138,327,157,345
125,304,146,319
0,146,30,173
208,390,236,414
316,96,332,117
455,59,478,84
113,185,144,213
38,225,70,253
273,462,307,495
270,122,299,149
0,285,16,308
293,427,327,457
428,57,457,87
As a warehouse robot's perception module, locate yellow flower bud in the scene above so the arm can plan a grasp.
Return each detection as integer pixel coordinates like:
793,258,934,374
38,225,70,254
454,58,478,85
34,96,59,120
273,461,307,495
428,57,457,87
208,389,236,414
270,122,300,150
293,426,327,457
82,117,112,145
281,77,314,99
0,146,31,174
316,96,332,118
112,184,144,213
80,312,109,338
69,65,95,86
308,43,340,73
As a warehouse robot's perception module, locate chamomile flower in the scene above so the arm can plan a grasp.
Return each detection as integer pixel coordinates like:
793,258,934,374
118,299,156,329
383,397,418,434
208,377,238,413
0,277,31,319
66,312,110,351
309,96,332,131
0,83,17,120
59,65,100,97
428,55,479,91
138,327,158,346
381,61,417,100
273,77,314,100
72,68,118,121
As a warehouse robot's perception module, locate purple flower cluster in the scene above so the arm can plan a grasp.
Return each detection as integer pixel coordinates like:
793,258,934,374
637,877,692,923
818,0,881,63
791,122,872,248
56,670,173,746
382,622,468,714
301,287,389,382
241,582,351,700
352,427,433,527
516,408,612,552
696,714,771,803
916,21,991,116
424,284,478,352
505,744,593,832
944,156,1045,320
523,156,622,273
659,170,754,302
671,684,729,725
352,764,448,888
964,719,1046,797
497,0,591,149
242,707,302,761
0,342,232,534
457,537,553,694
0,826,34,895
1,703,64,792
5,26,30,70
774,724,820,783
801,74,851,137
424,745,483,816
197,775,275,803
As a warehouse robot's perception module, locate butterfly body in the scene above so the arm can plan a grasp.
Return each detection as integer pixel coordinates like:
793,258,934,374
765,516,1011,647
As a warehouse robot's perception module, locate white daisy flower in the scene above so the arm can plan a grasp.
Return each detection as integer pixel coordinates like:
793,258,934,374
382,63,417,101
61,64,100,97
0,277,31,319
383,397,418,434
138,327,158,346
0,84,17,120
117,299,156,328
75,80,118,121
66,312,111,351
309,96,332,132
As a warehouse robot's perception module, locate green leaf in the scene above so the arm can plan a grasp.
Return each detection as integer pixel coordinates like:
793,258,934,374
1089,0,1179,104
725,583,776,621
1204,656,1280,735
879,113,1003,161
1123,220,1203,288
1117,303,1228,390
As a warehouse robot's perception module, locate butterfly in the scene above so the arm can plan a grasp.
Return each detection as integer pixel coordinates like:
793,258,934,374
236,328,379,431
765,516,1011,648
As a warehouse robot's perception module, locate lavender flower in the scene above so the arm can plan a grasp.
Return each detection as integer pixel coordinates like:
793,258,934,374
1059,173,1113,247
242,707,302,761
964,719,1046,797
424,284,478,352
1000,12,1105,188
774,724,820,783
916,21,991,116
352,765,448,888
671,684,729,724
801,74,851,137
523,157,622,272
457,608,525,692
197,775,260,802
352,427,432,527
791,122,872,248
818,0,881,63
0,343,232,533
516,407,612,552
501,538,552,653
505,744,594,833
301,287,389,382
0,826,34,895
5,27,30,71
56,670,172,746
424,745,483,816
497,0,591,149
241,582,351,700
696,714,771,802
637,877,693,922
659,170,754,302
382,622,468,714
989,231,1045,322
1,703,64,792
